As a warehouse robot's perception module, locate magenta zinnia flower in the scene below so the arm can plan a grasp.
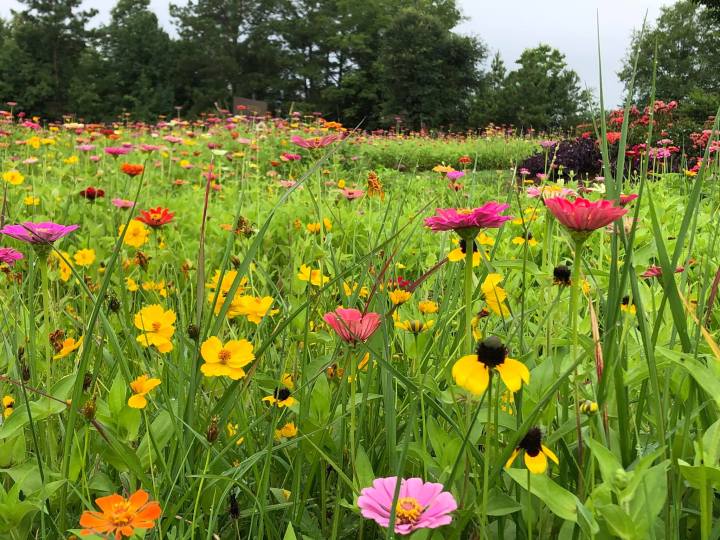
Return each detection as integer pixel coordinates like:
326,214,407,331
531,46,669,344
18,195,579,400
424,203,512,233
0,222,79,244
290,134,341,149
104,146,131,157
358,477,457,535
340,188,365,200
323,308,381,344
446,170,465,181
0,247,23,266
641,264,684,279
544,197,627,234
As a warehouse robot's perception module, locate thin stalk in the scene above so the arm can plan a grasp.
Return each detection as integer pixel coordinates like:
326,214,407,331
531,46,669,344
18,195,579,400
464,239,474,351
570,238,585,497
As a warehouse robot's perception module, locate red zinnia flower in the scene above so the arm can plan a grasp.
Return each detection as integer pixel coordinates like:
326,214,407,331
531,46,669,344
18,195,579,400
80,186,105,200
121,163,144,177
544,197,627,237
137,207,175,228
618,193,638,206
323,308,381,344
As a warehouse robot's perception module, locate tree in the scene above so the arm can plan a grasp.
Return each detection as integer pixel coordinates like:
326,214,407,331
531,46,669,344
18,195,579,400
377,4,486,130
0,0,97,118
619,1,720,121
499,45,590,130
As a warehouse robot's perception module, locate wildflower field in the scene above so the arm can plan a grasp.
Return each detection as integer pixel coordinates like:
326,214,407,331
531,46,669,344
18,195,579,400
1,108,720,540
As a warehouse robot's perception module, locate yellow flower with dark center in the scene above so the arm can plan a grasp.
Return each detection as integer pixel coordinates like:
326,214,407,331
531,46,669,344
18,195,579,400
481,274,510,316
274,422,298,440
395,319,435,335
504,426,559,474
297,264,329,287
53,336,83,360
452,336,529,395
134,304,176,353
511,232,538,246
200,336,255,380
2,170,24,185
448,238,481,266
389,289,412,305
263,387,297,408
579,400,599,414
2,395,14,418
73,248,96,267
128,375,161,409
620,295,636,315
120,220,150,248
418,300,439,314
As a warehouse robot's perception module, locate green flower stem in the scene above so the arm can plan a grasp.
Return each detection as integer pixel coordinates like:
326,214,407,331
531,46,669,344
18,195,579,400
569,237,586,497
464,239,474,351
39,252,52,388
481,371,493,531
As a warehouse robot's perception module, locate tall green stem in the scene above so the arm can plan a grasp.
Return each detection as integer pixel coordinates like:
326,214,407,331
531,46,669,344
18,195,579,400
39,252,52,388
570,238,586,497
481,372,493,535
463,239,474,351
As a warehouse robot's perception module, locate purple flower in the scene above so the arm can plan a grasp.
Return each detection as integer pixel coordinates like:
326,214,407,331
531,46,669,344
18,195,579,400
540,140,557,149
358,477,457,535
0,247,24,266
446,170,465,181
0,222,79,244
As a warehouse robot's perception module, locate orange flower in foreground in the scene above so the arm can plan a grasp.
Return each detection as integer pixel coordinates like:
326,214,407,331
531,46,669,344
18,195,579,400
120,163,145,177
79,489,161,539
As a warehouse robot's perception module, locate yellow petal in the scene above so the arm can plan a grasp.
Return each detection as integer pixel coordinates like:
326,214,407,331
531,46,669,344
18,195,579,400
452,355,489,395
495,358,530,392
504,448,520,469
524,451,547,474
542,445,559,465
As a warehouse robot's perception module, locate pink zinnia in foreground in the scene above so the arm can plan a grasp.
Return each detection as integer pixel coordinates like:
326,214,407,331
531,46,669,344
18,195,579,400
0,247,24,266
358,477,457,535
544,197,627,234
424,203,512,233
323,307,381,344
0,222,79,244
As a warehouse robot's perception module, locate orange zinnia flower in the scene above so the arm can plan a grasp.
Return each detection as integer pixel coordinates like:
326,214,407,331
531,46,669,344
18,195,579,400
121,163,145,177
79,489,161,539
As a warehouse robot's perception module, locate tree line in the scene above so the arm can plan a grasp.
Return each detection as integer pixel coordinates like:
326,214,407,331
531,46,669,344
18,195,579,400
0,0,716,130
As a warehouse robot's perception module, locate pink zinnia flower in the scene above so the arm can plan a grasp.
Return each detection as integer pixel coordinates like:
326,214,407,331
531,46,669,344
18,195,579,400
446,170,465,181
323,308,381,344
280,152,302,161
526,185,577,199
0,222,79,244
290,134,341,149
104,146,131,157
0,247,24,266
424,203,512,233
545,197,627,234
279,180,301,189
112,198,135,209
641,264,685,279
340,188,364,200
358,477,457,535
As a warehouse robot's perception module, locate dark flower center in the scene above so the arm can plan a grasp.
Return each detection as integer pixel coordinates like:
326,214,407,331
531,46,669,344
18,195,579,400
459,239,478,254
476,336,507,368
518,426,543,457
274,387,291,401
621,295,630,306
553,265,571,286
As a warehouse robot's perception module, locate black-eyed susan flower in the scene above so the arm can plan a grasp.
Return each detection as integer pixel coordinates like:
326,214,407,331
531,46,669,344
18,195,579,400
2,395,14,419
128,375,161,409
395,319,435,335
579,400,599,414
53,336,83,360
418,300,439,314
448,238,480,266
511,231,538,247
452,336,529,395
263,387,297,408
620,295,636,315
553,264,571,286
481,274,510,317
504,426,559,474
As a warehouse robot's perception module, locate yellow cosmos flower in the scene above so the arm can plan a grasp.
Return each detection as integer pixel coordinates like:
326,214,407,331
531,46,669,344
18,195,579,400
73,248,96,267
227,295,276,323
200,336,255,380
505,427,559,474
263,387,297,408
53,336,83,360
418,300,439,314
512,207,539,225
142,280,167,297
24,196,40,206
343,281,369,298
297,264,329,287
395,319,435,335
134,304,176,353
452,336,529,395
477,232,495,246
2,170,24,185
481,273,510,316
274,422,298,440
126,277,139,292
64,155,79,165
120,220,150,249
432,164,454,173
51,251,73,282
281,372,295,389
128,375,161,409
389,289,412,305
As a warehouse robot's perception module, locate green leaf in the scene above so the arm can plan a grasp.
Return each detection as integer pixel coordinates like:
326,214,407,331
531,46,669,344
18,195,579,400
137,410,174,469
505,468,577,522
354,445,375,493
485,488,522,516
283,522,298,540
597,504,637,540
586,438,622,486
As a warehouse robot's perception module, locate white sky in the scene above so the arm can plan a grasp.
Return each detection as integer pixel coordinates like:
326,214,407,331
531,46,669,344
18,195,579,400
0,0,675,107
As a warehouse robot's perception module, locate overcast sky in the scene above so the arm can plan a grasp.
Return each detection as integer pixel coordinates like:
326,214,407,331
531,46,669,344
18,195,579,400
1,0,675,107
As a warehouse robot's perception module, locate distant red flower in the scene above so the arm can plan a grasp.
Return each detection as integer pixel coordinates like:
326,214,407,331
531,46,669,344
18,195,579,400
458,155,471,165
137,207,174,228
545,197,627,236
619,193,638,206
606,132,622,145
641,265,685,279
79,186,105,200
121,163,144,177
